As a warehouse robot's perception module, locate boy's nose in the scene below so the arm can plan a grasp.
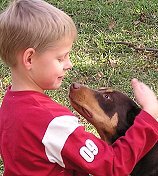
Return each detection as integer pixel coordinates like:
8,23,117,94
65,59,73,70
69,61,73,69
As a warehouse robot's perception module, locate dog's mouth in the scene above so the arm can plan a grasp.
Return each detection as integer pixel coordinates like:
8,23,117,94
69,98,92,119
81,106,92,119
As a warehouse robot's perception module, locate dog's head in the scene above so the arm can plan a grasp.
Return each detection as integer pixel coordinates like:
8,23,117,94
69,82,141,144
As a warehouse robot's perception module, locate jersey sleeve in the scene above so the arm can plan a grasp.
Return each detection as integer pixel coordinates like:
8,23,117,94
42,110,158,176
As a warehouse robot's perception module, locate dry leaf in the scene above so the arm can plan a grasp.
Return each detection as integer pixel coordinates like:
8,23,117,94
97,72,104,78
109,58,117,67
139,13,147,22
133,20,140,25
108,20,116,30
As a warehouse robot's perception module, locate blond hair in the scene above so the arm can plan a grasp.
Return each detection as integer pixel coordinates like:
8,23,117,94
0,0,77,67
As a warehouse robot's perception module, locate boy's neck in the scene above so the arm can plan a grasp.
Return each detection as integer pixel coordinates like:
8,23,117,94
11,83,44,93
10,69,44,93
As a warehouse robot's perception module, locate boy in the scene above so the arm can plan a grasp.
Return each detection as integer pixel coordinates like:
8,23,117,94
0,0,158,175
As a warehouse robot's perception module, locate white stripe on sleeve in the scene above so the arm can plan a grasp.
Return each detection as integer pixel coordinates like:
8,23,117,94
42,115,80,167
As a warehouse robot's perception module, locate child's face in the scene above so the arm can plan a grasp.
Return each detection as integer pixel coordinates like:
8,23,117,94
29,38,73,91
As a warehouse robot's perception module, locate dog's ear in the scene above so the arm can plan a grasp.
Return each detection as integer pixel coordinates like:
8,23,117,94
127,106,141,126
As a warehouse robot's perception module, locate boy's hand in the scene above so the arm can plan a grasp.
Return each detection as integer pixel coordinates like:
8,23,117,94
131,78,158,120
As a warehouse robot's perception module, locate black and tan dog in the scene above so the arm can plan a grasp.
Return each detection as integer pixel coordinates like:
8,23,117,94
69,82,158,176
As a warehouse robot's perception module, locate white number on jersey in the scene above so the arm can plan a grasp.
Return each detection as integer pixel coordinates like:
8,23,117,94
80,139,98,162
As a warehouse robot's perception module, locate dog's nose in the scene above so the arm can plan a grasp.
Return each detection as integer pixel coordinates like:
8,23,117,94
71,82,81,89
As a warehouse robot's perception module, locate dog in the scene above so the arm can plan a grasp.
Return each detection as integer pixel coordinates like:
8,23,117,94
69,82,158,176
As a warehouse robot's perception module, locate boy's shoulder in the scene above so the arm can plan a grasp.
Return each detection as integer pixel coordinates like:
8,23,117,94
1,87,74,119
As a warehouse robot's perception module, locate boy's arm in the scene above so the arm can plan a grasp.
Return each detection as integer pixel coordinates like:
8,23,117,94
42,111,158,176
61,111,158,176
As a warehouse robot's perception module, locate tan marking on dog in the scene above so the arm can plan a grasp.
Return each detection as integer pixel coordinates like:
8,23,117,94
69,84,118,143
70,85,114,127
99,87,113,93
110,113,119,128
105,89,113,93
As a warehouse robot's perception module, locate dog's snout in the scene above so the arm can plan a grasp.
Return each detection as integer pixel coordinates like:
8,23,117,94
71,82,81,89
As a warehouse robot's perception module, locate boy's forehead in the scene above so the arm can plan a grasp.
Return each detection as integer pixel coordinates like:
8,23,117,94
44,39,74,55
52,38,74,49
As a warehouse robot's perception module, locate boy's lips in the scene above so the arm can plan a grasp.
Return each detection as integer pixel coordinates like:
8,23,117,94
58,76,64,80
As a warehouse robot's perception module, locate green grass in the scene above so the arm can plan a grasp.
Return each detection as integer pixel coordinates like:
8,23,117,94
0,0,158,173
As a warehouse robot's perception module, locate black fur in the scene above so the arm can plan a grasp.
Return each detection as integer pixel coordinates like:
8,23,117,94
95,89,158,176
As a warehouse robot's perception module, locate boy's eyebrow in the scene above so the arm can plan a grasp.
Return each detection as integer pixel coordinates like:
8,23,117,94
58,52,70,57
64,52,69,55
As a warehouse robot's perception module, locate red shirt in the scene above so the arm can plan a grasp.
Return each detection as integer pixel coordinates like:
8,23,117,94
0,87,158,176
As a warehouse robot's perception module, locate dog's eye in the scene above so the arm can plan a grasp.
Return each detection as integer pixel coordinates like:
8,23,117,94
103,94,110,99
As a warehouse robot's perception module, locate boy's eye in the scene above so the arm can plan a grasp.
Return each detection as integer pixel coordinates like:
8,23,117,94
57,56,65,62
57,53,69,62
58,58,63,62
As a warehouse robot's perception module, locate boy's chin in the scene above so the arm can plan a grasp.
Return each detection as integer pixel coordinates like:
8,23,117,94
49,83,62,90
43,81,63,90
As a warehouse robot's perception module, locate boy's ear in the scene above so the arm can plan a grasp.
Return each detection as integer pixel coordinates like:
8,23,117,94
22,48,35,70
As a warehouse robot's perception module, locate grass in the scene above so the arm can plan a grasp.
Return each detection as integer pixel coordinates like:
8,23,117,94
0,0,158,174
